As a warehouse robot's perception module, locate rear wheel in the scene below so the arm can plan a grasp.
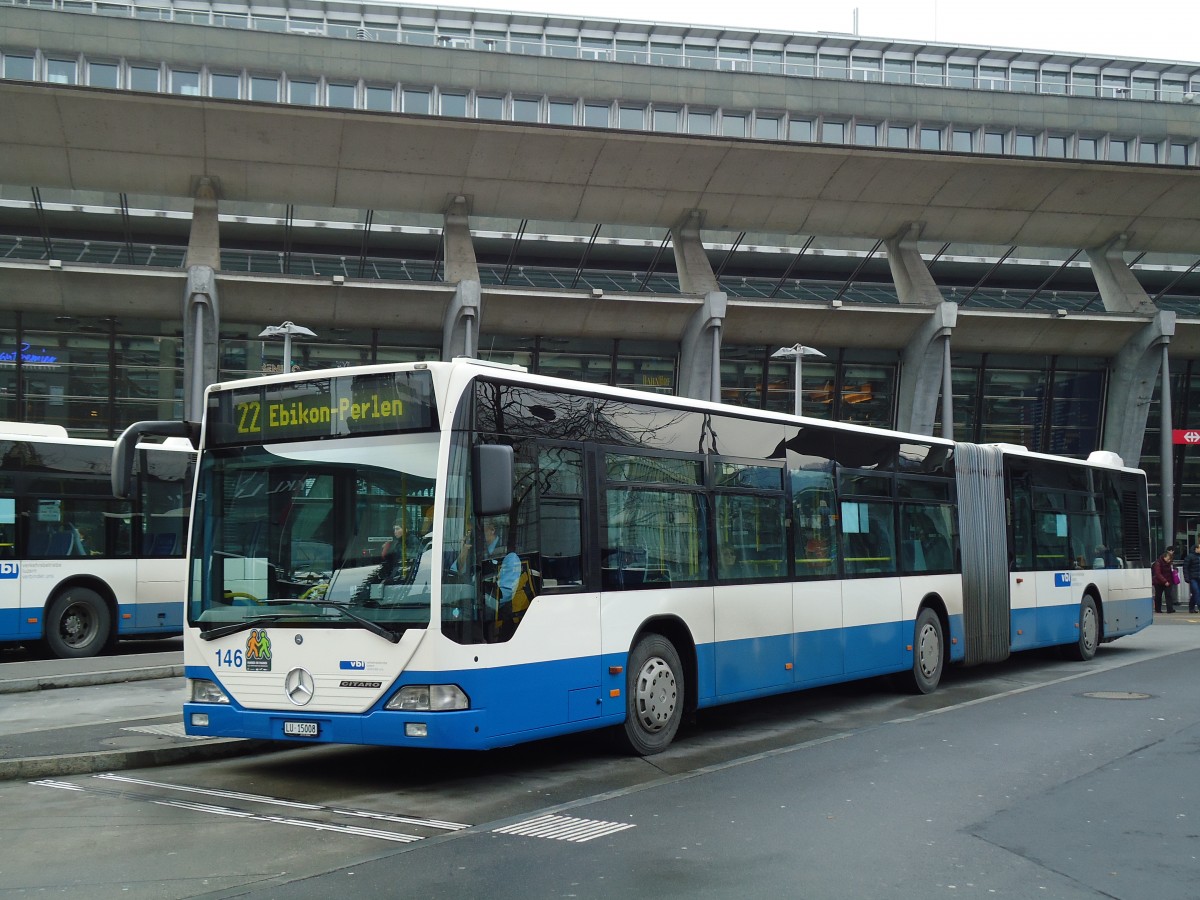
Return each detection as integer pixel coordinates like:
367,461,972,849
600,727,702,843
905,607,944,694
45,588,112,659
621,634,684,756
1063,595,1099,662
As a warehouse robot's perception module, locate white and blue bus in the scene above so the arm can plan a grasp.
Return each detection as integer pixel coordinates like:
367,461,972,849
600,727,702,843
124,360,1151,754
0,422,193,658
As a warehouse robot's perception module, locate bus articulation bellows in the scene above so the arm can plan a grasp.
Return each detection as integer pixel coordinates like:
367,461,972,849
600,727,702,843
114,360,1152,754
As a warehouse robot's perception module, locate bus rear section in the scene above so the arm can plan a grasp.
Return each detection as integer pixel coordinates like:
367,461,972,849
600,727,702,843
0,422,193,657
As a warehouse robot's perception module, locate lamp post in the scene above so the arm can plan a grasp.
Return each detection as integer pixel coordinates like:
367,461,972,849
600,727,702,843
771,343,826,417
258,321,316,373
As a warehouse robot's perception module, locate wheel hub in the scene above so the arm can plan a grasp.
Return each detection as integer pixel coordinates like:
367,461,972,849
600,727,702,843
635,658,677,732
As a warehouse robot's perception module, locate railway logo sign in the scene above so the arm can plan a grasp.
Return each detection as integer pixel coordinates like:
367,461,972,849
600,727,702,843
1173,430,1200,445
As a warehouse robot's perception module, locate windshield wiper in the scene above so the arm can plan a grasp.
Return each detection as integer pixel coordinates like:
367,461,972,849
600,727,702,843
313,601,402,643
199,613,310,641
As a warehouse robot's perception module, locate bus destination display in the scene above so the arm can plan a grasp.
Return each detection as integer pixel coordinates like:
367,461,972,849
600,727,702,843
207,371,436,446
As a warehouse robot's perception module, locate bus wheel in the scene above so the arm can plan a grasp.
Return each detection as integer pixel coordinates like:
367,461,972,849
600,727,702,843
905,607,944,695
45,588,112,659
1063,595,1099,662
622,634,684,756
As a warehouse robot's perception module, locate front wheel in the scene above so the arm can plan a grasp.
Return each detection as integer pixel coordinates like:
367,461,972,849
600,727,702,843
904,607,944,695
45,588,112,659
621,634,684,756
1063,595,1099,662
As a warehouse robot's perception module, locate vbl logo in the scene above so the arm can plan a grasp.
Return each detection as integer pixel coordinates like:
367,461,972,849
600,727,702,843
0,562,18,578
339,660,366,671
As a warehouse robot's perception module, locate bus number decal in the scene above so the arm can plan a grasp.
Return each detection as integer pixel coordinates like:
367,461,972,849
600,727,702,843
236,401,261,435
215,648,244,668
0,562,17,578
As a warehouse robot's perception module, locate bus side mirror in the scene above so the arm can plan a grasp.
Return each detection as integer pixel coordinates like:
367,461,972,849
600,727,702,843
473,444,513,516
112,420,197,499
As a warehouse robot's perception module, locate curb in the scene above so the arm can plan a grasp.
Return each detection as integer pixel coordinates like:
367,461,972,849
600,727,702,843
0,665,183,695
0,737,279,782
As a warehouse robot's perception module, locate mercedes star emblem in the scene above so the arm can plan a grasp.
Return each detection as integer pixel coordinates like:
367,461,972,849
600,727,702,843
284,667,315,706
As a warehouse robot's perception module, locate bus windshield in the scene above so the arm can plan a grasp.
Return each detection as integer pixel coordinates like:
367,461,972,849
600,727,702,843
189,435,439,639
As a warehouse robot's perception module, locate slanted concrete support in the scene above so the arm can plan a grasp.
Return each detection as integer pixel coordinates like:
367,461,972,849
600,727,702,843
1103,310,1175,469
183,178,220,423
442,195,481,360
1086,234,1159,315
885,223,943,306
896,302,957,436
672,212,725,402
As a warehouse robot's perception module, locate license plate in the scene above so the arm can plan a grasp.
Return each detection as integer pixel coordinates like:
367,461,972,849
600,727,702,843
283,721,319,737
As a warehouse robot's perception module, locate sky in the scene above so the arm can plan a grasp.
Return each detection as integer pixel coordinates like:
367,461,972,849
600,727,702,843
434,0,1199,63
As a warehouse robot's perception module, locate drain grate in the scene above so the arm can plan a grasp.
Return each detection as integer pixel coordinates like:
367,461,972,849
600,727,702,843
493,814,635,843
122,723,209,740
1080,691,1152,700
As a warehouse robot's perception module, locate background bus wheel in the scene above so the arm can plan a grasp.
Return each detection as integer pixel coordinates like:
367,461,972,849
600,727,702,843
1063,595,1099,662
621,634,684,756
905,607,944,695
45,588,112,659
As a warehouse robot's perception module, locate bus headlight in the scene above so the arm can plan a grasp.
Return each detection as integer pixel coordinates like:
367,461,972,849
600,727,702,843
190,679,231,704
385,684,469,711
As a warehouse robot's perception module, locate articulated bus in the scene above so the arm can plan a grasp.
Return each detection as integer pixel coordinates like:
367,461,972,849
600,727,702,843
118,360,1152,754
0,422,194,658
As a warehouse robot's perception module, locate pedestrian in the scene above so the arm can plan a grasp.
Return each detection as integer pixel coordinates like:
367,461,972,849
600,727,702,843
1151,548,1177,614
1184,541,1200,614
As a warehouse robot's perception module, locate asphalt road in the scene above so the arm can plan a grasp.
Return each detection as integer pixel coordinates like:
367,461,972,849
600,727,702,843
1,622,1197,899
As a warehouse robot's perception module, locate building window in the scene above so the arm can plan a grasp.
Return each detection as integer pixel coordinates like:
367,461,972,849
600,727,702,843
615,39,646,64
1041,71,1068,95
822,121,846,144
952,130,973,152
288,80,317,105
984,131,1006,154
513,97,540,122
1071,72,1098,97
722,113,747,137
1161,79,1187,102
211,72,240,99
2,54,35,81
88,61,119,89
855,123,878,146
1077,137,1098,160
1131,76,1157,101
402,88,431,114
817,53,848,80
652,106,681,132
619,106,645,130
919,127,942,150
915,60,943,86
883,58,912,84
887,125,910,148
1138,141,1159,163
688,110,714,135
947,63,975,89
1109,139,1128,161
46,58,78,85
548,100,575,125
171,70,201,96
979,65,1007,90
786,50,815,77
477,95,505,120
1168,143,1190,166
788,118,812,142
440,92,468,117
365,85,393,111
584,103,610,127
1010,68,1037,93
1046,135,1068,158
754,116,779,139
250,75,278,102
129,65,160,93
852,57,881,81
1102,73,1128,98
325,82,355,108
1015,133,1037,156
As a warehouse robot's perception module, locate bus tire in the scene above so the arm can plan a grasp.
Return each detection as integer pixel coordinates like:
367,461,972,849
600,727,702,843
1063,595,1099,662
905,607,944,695
45,588,112,659
621,634,684,756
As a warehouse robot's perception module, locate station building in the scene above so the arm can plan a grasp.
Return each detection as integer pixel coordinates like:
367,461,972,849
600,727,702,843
2,0,1200,543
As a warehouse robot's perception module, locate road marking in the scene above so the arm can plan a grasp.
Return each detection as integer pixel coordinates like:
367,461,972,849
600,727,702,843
493,814,636,843
94,774,469,831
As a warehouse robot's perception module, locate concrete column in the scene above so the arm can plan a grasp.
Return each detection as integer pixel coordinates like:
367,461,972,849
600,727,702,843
442,195,481,360
1103,310,1175,469
1086,234,1158,315
885,223,943,307
896,302,958,436
182,178,220,423
672,211,725,401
